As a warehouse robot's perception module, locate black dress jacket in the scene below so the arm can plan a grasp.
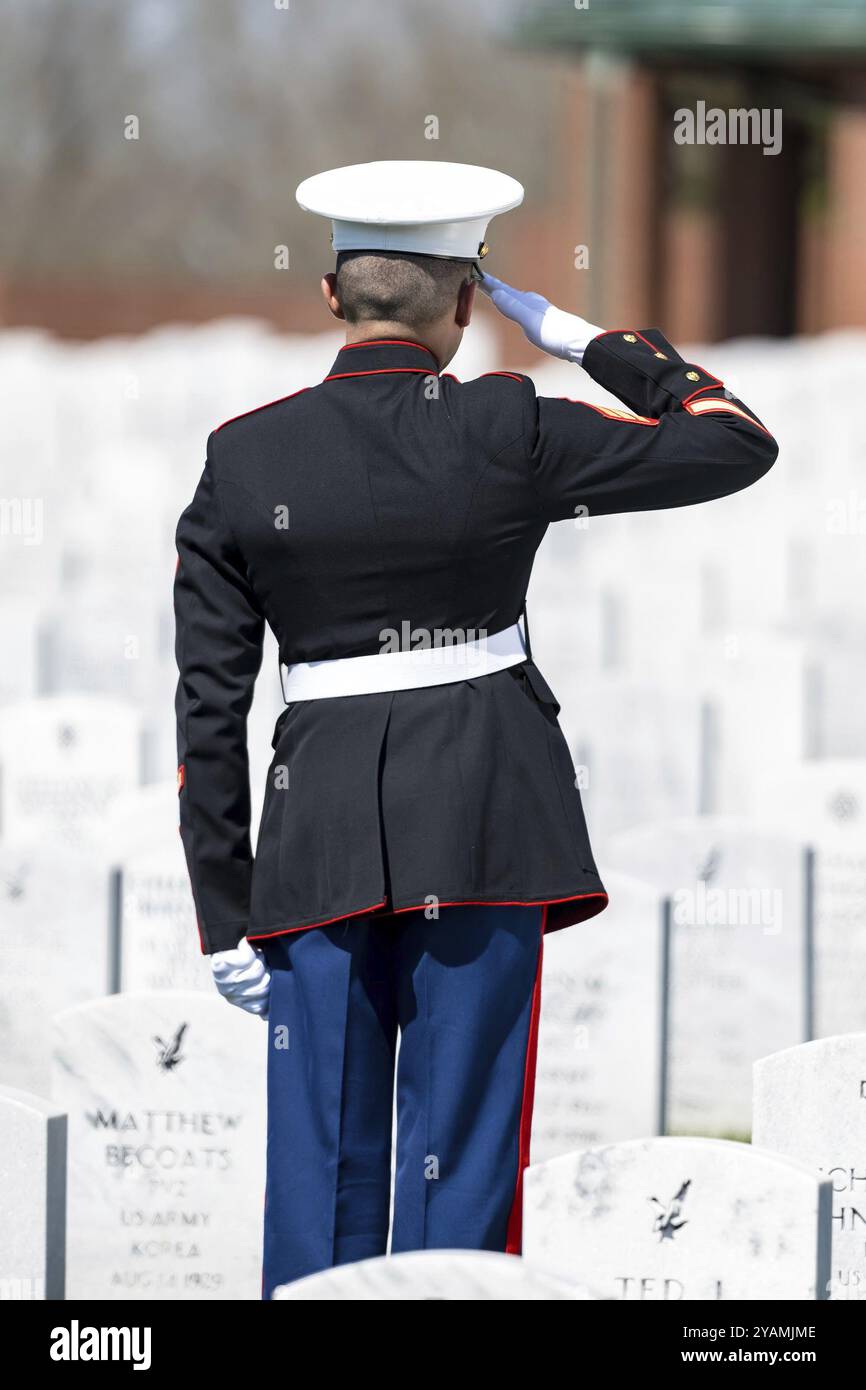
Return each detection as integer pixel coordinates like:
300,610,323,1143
174,331,778,953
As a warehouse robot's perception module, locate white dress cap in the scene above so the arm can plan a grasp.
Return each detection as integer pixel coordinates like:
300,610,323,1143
296,161,524,261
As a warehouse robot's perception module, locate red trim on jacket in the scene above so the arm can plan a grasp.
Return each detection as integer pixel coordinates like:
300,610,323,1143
245,889,608,945
324,368,436,382
592,328,659,354
247,898,389,943
682,369,724,406
591,332,728,404
505,906,546,1255
194,914,207,955
624,329,658,354
214,386,311,432
482,370,524,384
340,338,436,355
391,889,608,918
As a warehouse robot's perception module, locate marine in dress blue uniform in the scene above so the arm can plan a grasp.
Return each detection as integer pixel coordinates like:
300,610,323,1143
173,161,778,1296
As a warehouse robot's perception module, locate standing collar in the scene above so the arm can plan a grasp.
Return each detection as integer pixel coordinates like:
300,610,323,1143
325,338,440,381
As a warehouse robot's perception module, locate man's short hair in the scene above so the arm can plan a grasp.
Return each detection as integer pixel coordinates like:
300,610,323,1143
335,250,473,327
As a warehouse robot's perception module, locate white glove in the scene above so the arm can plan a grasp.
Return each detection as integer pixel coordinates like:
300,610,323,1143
211,939,270,1019
479,273,604,366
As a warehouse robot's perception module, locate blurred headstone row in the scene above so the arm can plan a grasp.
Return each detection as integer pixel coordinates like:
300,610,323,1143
1,322,864,1299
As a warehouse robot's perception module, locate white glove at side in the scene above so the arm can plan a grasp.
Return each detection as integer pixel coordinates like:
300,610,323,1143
211,938,270,1019
479,273,604,365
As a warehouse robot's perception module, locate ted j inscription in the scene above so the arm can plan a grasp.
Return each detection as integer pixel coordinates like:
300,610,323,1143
522,1137,832,1301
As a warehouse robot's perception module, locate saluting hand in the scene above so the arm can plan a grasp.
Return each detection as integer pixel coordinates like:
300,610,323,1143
478,272,603,366
211,938,270,1019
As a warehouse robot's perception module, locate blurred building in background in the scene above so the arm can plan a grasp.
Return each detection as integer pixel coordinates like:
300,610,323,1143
0,0,560,343
520,0,866,340
3,0,866,345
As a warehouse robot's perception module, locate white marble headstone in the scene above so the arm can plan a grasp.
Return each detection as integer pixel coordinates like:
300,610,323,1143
691,631,807,820
523,1137,831,1301
0,601,39,704
531,872,663,1161
753,1035,866,1301
753,757,866,846
566,677,701,840
36,589,167,705
752,760,866,1037
0,844,110,1094
0,1086,66,1300
52,992,266,1300
106,782,181,859
0,696,140,847
602,817,807,1135
274,1249,599,1300
811,846,866,1037
118,852,212,993
107,783,211,993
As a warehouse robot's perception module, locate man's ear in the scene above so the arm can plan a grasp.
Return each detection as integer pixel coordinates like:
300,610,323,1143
321,273,346,321
455,278,476,329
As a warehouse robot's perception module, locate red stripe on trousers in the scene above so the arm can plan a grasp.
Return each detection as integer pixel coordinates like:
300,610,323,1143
504,905,546,1254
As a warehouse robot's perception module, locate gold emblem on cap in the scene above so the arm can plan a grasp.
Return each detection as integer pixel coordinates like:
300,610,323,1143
686,370,700,381
623,333,637,343
477,241,489,259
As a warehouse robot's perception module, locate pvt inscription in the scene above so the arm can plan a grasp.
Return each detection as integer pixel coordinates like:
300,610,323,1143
52,992,266,1300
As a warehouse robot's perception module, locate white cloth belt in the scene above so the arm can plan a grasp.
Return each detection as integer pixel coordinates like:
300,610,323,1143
280,622,527,701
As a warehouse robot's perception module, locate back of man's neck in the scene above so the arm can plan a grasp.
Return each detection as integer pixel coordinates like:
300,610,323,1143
344,322,439,363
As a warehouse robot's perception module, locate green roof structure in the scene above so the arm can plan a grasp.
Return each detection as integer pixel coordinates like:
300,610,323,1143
517,0,866,64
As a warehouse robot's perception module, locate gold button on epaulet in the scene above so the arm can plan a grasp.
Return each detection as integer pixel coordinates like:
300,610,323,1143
655,351,667,360
623,333,637,343
686,370,700,382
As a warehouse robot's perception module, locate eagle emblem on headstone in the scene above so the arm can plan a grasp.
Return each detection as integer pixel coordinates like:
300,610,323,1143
697,847,720,883
153,1022,188,1071
828,789,858,823
648,1179,691,1241
4,872,25,901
